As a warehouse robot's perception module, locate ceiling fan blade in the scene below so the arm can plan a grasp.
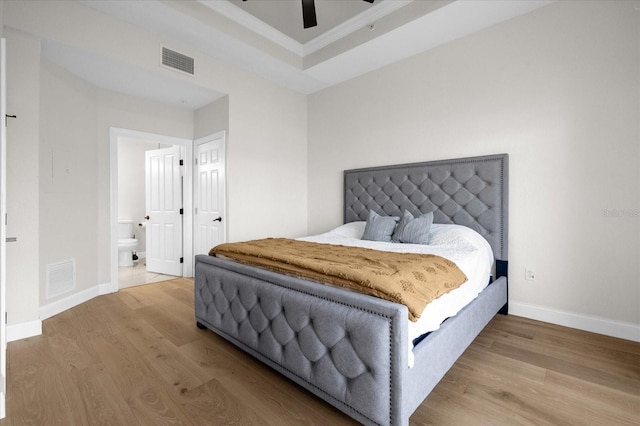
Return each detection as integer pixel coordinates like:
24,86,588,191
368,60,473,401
302,0,317,29
301,0,375,30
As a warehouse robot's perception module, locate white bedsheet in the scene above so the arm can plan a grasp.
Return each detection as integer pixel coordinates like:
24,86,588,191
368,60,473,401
298,221,494,367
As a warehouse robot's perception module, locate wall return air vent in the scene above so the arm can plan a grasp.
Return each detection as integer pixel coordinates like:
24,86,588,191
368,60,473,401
161,46,194,75
46,259,76,299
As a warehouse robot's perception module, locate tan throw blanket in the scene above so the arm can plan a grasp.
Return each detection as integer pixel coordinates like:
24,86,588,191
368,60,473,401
210,238,467,322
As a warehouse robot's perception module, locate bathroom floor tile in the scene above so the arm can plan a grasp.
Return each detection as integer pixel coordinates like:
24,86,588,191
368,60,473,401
118,261,177,289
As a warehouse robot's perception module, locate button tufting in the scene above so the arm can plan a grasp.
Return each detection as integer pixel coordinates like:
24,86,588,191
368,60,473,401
196,264,395,425
345,159,504,258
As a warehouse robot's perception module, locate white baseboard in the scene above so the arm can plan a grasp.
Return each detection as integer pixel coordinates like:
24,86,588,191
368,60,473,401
40,281,116,322
7,319,42,342
17,289,639,344
98,281,117,295
510,301,640,342
40,285,99,321
8,282,116,343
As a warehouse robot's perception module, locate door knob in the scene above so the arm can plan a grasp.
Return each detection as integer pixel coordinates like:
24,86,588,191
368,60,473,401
144,215,150,220
213,217,222,222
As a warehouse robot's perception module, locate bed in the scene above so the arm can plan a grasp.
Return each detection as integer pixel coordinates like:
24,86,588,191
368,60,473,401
194,153,509,426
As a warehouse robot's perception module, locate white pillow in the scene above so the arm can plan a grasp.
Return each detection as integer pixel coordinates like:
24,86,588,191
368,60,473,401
429,224,491,253
326,221,366,239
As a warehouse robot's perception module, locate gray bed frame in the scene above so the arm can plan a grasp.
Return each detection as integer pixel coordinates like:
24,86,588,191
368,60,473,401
194,154,509,425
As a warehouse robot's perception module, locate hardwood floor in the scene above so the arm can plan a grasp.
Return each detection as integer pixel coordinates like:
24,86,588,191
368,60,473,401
1,278,638,425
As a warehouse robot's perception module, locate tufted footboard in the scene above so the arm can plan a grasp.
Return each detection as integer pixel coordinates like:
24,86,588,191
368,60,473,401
195,254,409,426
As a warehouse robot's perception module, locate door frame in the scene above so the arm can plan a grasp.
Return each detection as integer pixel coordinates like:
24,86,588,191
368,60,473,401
109,127,193,293
0,38,7,419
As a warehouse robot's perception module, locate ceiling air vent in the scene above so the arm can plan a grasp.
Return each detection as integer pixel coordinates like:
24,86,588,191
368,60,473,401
161,46,194,75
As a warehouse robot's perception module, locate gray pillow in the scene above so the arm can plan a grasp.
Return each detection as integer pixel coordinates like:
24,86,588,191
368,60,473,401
362,210,399,242
391,210,434,244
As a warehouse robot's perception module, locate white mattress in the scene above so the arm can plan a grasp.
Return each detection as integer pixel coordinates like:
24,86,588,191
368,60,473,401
298,221,494,367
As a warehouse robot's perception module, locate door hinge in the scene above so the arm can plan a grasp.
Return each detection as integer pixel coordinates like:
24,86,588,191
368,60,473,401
179,208,183,215
180,257,184,264
5,114,16,127
179,159,184,166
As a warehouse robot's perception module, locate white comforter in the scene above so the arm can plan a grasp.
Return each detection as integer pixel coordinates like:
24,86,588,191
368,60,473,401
298,221,494,367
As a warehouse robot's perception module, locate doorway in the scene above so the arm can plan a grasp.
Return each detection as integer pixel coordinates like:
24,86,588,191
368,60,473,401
109,128,193,292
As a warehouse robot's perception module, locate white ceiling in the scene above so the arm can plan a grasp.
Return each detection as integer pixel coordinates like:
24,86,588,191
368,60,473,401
225,0,382,45
46,0,554,110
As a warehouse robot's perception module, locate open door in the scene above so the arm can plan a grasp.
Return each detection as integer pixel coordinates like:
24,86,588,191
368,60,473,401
194,133,226,256
0,38,8,419
145,146,183,276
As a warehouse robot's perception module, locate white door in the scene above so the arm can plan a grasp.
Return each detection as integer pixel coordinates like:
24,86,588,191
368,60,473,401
194,133,226,256
0,38,7,419
145,146,183,276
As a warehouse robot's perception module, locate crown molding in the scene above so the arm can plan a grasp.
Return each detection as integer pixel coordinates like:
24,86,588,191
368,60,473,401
303,0,413,56
198,0,413,59
199,0,304,56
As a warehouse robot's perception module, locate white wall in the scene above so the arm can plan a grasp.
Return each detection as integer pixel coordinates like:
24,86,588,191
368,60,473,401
39,57,99,312
225,85,308,242
11,0,635,344
5,29,40,335
5,0,308,243
38,57,194,309
194,96,229,140
4,0,308,335
308,1,639,339
96,92,195,286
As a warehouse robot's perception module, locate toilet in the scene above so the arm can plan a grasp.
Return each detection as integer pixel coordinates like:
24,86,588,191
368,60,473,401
118,220,138,267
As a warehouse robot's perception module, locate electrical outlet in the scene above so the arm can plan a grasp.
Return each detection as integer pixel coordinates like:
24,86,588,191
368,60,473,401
525,268,535,281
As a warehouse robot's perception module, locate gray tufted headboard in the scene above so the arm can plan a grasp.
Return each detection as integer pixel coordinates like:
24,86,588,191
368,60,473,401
344,154,509,262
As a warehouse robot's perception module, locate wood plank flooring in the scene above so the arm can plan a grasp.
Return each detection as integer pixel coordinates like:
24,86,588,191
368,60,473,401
1,278,638,425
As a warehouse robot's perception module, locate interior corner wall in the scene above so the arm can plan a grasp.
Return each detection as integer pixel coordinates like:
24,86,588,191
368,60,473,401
224,87,308,242
96,89,194,286
5,0,310,244
38,58,194,310
193,83,309,245
4,0,308,332
307,1,639,336
194,95,229,140
5,29,40,330
39,58,99,309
